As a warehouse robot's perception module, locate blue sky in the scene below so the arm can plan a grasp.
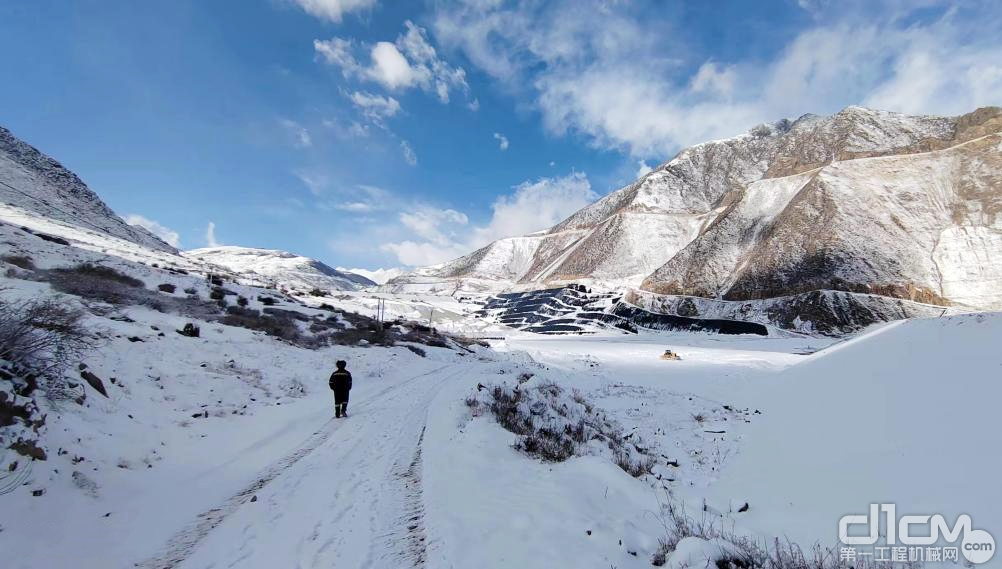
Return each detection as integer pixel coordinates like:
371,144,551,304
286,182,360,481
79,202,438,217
1,1,1000,270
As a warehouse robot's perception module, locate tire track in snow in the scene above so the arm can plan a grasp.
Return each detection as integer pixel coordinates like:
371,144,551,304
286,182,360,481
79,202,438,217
134,364,454,569
382,425,428,567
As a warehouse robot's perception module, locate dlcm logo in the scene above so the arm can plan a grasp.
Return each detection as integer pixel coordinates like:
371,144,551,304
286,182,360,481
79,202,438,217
840,504,994,564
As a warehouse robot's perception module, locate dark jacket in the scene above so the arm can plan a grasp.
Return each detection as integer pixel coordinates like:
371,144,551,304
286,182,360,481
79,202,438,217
329,369,352,399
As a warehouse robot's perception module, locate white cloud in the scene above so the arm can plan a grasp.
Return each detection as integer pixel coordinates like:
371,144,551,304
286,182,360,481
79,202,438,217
399,208,468,243
369,42,422,89
380,172,598,266
349,91,401,121
125,214,180,248
314,21,469,104
291,0,375,23
205,221,220,248
433,1,1002,158
493,132,510,150
322,117,370,138
635,160,653,178
314,37,358,71
319,184,397,213
279,118,312,148
377,204,473,265
689,62,737,98
467,98,481,111
335,201,375,212
380,240,471,267
294,170,330,196
400,140,418,166
471,172,596,245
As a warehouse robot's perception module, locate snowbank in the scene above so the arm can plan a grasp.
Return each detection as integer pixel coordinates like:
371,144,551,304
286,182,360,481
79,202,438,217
709,312,1002,561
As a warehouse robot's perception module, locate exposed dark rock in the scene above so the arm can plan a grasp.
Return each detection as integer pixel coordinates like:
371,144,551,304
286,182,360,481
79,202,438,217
80,371,108,398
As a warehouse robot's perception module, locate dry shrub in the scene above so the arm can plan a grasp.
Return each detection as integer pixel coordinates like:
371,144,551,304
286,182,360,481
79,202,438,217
0,295,95,385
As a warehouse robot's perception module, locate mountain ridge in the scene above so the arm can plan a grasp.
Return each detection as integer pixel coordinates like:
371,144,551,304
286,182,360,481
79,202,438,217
388,105,1002,321
185,246,376,293
0,126,178,254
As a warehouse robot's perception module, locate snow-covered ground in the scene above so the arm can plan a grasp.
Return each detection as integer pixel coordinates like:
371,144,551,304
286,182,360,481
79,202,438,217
2,200,998,568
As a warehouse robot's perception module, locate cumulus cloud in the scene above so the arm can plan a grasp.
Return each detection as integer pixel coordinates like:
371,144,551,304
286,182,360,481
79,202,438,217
400,208,468,243
470,172,596,245
380,172,597,266
369,42,419,89
380,240,471,267
433,0,1002,158
493,132,509,150
125,214,180,248
205,221,220,248
689,62,737,98
314,37,358,71
291,0,375,23
315,21,469,104
400,140,418,166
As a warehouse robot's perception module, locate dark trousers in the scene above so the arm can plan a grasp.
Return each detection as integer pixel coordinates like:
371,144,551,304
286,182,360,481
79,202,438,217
334,390,349,417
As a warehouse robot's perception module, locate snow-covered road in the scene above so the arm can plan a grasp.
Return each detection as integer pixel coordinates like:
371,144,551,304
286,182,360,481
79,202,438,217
138,363,465,569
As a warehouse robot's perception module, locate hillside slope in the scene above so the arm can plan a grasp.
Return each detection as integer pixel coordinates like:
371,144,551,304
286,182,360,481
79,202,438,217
0,126,176,254
709,312,1002,557
643,115,1002,310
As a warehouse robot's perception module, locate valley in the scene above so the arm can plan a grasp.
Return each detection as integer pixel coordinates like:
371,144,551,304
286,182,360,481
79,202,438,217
1,103,1000,568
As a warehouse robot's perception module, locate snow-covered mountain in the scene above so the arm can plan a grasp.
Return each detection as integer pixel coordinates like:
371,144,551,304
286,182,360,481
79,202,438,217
389,106,1002,316
186,246,375,292
337,266,405,285
0,126,177,254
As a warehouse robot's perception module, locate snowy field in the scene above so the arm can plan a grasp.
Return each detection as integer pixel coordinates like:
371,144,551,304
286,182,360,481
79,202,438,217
1,207,999,568
6,308,997,568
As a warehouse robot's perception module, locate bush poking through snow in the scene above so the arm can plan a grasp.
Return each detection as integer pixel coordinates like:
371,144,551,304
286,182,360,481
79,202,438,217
46,263,145,305
468,381,655,473
157,283,176,293
0,295,96,461
651,500,913,569
1,255,34,270
0,295,94,383
615,450,656,478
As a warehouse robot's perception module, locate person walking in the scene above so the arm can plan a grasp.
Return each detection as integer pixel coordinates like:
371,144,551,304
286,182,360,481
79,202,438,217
329,360,353,418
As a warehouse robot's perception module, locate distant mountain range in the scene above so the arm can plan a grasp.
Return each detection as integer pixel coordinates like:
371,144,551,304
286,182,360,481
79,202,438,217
337,266,405,285
387,106,1002,331
4,105,1001,336
186,247,375,292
